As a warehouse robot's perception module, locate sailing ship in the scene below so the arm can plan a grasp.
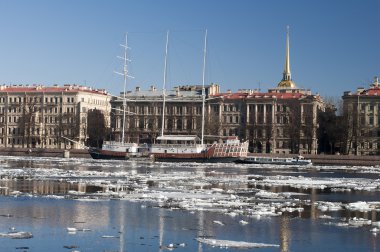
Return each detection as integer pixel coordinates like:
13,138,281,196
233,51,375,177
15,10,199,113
89,34,141,160
150,30,248,162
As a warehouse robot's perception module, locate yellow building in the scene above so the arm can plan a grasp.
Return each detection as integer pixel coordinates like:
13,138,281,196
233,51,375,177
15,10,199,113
342,77,380,155
0,84,111,149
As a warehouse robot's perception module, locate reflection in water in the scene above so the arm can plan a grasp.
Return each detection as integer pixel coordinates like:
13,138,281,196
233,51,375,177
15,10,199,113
159,208,164,252
0,180,104,196
197,211,204,252
280,216,291,252
310,188,318,220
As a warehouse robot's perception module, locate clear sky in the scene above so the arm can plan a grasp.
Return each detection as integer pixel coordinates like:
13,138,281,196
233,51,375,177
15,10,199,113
0,0,379,98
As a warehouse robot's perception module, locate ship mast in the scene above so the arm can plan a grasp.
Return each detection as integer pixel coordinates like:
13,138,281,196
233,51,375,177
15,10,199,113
115,33,133,144
161,30,169,137
201,29,207,146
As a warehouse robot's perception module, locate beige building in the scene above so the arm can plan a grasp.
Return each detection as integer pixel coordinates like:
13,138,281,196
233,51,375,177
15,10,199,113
342,77,380,155
0,84,111,149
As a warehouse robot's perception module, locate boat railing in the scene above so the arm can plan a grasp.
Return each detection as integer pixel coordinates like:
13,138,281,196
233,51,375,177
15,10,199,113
211,141,248,157
103,141,138,147
151,143,204,149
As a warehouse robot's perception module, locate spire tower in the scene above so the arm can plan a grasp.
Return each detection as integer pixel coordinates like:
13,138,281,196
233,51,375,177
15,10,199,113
277,26,296,89
283,26,291,81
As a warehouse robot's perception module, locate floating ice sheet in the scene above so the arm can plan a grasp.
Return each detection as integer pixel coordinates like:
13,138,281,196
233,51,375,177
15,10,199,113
196,238,279,248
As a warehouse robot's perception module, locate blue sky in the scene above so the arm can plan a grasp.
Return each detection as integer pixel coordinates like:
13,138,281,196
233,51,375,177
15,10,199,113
0,0,379,98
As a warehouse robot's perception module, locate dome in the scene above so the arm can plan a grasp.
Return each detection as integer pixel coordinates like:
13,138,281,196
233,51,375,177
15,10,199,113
277,80,297,89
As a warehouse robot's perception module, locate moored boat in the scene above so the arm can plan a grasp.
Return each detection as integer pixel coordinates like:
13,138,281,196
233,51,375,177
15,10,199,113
150,135,248,163
235,155,312,165
149,30,248,163
88,142,147,160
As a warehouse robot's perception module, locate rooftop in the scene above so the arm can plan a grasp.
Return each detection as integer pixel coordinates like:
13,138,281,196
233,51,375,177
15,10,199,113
0,84,109,95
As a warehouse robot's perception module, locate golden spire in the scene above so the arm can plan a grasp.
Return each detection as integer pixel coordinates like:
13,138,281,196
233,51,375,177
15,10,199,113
278,26,296,89
283,26,291,81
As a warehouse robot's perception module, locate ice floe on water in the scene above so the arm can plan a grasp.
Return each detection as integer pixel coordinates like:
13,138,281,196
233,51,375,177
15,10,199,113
1,156,380,237
196,238,280,249
0,231,33,239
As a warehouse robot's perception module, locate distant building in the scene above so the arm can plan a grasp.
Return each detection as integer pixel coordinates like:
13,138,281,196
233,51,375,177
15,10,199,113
207,28,324,154
110,84,220,144
342,77,380,155
0,84,111,149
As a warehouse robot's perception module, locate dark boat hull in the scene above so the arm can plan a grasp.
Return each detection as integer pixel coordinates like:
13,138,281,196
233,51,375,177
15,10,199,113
154,157,239,163
153,153,239,163
88,148,130,160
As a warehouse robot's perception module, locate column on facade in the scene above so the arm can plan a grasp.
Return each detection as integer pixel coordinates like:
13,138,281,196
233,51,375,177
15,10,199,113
219,103,222,136
312,103,317,154
246,103,250,123
254,104,258,125
271,100,277,153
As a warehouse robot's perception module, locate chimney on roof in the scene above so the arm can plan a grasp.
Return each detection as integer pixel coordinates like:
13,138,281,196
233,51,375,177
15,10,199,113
150,85,156,91
135,86,140,92
227,89,232,94
357,87,365,94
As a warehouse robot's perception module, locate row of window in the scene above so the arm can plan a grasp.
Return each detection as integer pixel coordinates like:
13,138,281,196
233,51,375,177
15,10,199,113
3,106,76,114
3,96,76,104
0,96,108,107
2,115,77,124
5,138,67,146
116,118,200,131
4,127,74,135
119,105,203,115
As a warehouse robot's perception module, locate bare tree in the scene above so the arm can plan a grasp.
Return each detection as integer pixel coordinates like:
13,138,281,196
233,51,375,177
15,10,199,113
18,95,41,148
87,109,106,147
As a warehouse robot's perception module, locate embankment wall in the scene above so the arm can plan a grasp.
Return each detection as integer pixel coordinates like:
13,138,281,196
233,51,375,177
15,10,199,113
0,148,379,166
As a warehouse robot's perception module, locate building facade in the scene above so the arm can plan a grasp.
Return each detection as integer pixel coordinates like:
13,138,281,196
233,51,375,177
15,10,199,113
0,84,111,149
342,77,380,155
202,28,323,154
110,84,220,144
110,28,324,154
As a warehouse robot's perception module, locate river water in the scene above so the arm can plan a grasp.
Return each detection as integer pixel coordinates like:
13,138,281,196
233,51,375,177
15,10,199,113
0,156,379,251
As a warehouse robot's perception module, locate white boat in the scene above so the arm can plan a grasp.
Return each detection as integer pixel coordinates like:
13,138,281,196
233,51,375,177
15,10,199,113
235,155,312,165
149,30,248,163
88,141,149,160
151,135,248,163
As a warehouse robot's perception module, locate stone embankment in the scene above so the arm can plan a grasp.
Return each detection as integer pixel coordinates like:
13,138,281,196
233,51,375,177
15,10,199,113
0,147,90,159
0,147,379,166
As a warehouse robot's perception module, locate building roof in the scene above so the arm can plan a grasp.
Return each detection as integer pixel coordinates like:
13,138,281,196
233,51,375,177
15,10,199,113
343,77,380,97
211,91,317,100
0,84,109,95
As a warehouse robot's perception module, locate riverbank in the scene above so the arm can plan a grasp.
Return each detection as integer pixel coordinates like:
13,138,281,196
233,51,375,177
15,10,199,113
0,147,378,166
0,147,90,159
